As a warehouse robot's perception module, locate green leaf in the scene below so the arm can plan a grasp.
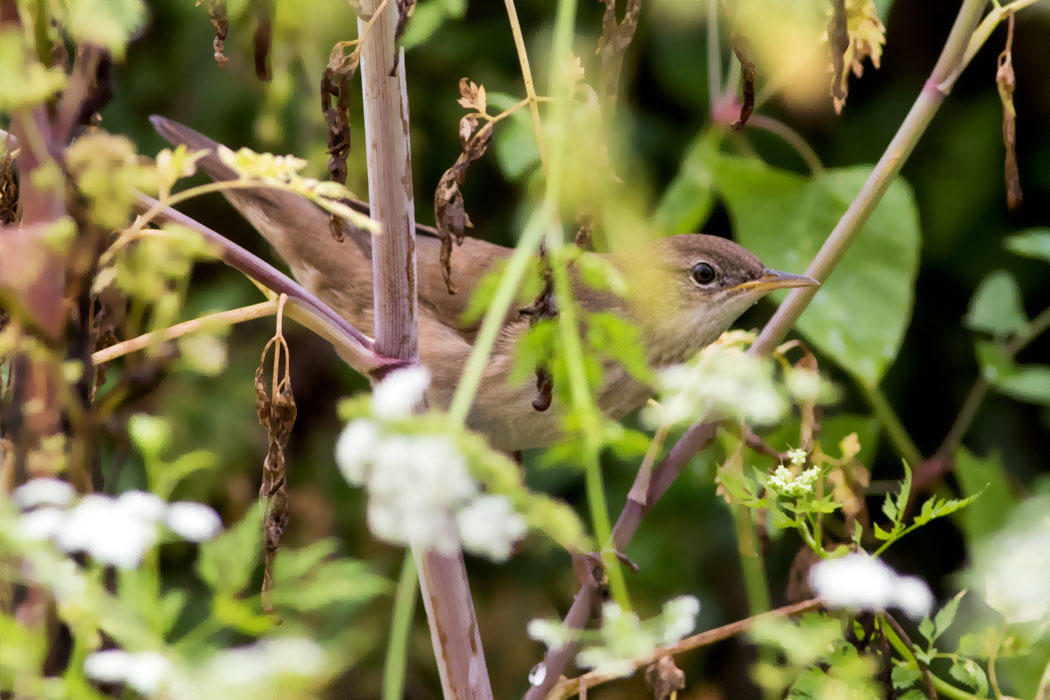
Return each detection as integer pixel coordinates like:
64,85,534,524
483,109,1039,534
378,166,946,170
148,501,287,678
272,541,388,613
707,155,920,384
966,271,1028,336
881,493,898,522
891,665,921,690
995,364,1050,405
948,657,989,696
974,341,1014,383
587,312,653,384
196,501,264,596
953,448,1014,539
62,0,146,59
918,616,935,645
655,131,718,234
933,590,967,641
1005,228,1050,263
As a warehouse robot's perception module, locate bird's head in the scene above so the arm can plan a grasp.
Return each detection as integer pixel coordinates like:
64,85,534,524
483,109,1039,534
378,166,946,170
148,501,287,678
622,234,818,363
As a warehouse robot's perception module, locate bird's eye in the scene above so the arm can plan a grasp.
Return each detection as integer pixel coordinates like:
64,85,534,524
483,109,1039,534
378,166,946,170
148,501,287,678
691,262,717,285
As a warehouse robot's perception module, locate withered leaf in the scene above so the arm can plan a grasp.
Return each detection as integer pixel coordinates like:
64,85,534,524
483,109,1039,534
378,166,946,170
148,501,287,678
730,35,756,131
255,327,296,616
204,0,229,68
829,0,849,104
459,113,478,150
573,213,593,249
321,40,358,241
997,11,1022,210
645,656,686,700
0,150,17,225
433,121,492,293
253,0,273,81
519,242,558,412
596,0,641,107
388,0,417,77
457,77,487,114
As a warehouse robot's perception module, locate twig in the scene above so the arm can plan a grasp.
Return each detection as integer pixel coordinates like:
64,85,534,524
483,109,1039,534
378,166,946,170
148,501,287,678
743,114,824,176
938,304,1050,457
883,613,938,700
860,382,924,468
523,2,991,696
503,0,549,171
91,301,277,365
549,599,823,700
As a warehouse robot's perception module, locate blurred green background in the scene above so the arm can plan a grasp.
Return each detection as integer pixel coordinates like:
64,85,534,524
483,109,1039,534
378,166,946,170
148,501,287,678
99,1,1050,697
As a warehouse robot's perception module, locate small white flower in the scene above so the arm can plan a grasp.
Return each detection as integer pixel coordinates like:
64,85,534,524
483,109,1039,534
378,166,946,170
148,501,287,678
527,619,571,651
335,419,380,485
809,553,933,619
787,448,807,466
576,603,658,679
57,494,159,568
371,366,430,419
893,576,935,620
13,478,74,509
17,507,67,541
165,502,222,541
659,595,700,644
206,637,324,688
118,491,166,522
768,465,819,498
84,649,134,684
457,495,526,562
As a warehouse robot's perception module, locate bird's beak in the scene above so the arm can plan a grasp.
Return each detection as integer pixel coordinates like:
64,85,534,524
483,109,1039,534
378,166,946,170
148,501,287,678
733,269,820,293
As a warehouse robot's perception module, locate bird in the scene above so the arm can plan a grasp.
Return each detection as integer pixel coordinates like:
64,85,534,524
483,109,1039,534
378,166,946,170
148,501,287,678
151,116,817,452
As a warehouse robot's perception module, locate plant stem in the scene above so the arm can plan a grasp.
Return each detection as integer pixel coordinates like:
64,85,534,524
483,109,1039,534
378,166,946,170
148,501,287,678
356,0,492,695
91,301,277,365
707,0,722,111
751,0,990,357
882,618,984,700
732,504,771,615
382,553,419,700
938,304,1050,456
503,0,549,171
744,114,824,176
447,207,550,424
861,381,924,468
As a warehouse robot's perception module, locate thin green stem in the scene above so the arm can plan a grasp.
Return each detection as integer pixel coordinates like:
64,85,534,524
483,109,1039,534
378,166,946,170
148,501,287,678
382,553,419,700
938,304,1050,456
732,505,771,616
447,207,549,424
707,0,722,110
744,114,824,176
861,382,924,468
883,618,986,700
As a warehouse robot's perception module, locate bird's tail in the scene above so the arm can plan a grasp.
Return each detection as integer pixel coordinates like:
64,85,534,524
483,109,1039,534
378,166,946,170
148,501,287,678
149,115,373,296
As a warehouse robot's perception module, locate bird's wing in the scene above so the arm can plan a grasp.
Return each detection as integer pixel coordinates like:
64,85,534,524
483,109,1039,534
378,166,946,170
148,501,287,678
150,116,514,336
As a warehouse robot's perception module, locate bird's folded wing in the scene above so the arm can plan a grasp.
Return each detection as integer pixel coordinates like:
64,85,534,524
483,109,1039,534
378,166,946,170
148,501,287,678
150,115,514,337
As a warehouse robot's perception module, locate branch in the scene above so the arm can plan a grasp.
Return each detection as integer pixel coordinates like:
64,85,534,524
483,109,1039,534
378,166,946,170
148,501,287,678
523,1,991,696
354,0,493,696
549,599,823,700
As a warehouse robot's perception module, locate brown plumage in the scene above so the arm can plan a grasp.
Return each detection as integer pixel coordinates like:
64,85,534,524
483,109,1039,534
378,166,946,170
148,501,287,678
151,116,816,451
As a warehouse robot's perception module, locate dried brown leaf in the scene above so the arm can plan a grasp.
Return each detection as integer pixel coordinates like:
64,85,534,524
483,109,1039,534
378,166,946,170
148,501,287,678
253,0,273,81
574,213,593,249
204,0,229,68
730,35,756,131
997,11,1022,210
433,121,492,293
645,656,686,700
320,40,358,239
0,150,17,225
828,0,885,114
596,0,641,107
255,302,296,616
457,78,487,114
519,242,558,411
829,0,849,104
459,114,478,150
388,0,417,77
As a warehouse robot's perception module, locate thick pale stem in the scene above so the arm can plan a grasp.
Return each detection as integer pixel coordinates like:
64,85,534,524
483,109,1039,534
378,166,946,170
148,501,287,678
355,0,493,697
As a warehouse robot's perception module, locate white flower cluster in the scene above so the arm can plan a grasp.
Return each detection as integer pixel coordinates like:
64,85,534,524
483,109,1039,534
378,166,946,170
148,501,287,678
809,553,933,619
335,367,526,561
14,478,221,569
82,637,325,699
528,596,700,680
84,650,173,695
768,465,820,498
646,341,786,428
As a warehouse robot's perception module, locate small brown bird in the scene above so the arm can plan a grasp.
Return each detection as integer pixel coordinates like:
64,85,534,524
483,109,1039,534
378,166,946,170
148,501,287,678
152,117,817,451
